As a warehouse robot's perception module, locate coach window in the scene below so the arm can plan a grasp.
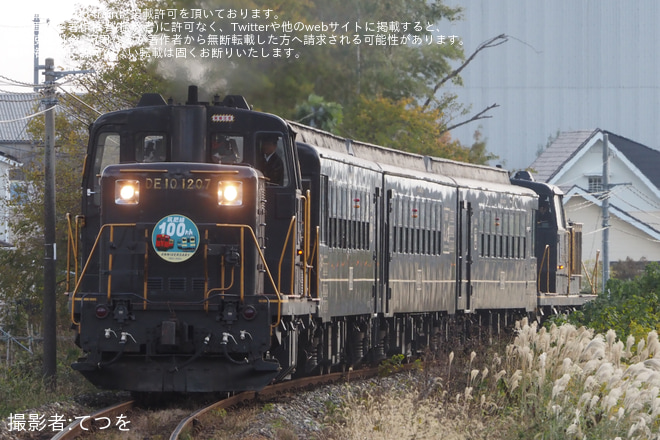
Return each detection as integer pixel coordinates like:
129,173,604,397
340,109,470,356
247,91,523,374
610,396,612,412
390,198,402,253
485,210,491,257
521,213,528,258
513,212,519,258
328,184,337,247
434,203,442,255
508,212,513,258
496,214,501,258
509,212,515,259
396,199,403,253
420,201,427,255
90,132,120,205
404,198,411,254
478,210,485,257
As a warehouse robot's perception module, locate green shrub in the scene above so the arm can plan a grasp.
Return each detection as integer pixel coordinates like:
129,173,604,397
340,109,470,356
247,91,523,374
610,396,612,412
570,262,660,341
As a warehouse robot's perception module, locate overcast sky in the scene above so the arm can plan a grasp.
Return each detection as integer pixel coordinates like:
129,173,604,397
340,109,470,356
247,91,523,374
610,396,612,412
0,1,94,93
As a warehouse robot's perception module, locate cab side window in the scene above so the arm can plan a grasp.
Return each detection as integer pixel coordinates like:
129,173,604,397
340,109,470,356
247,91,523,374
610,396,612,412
90,132,120,205
256,133,288,186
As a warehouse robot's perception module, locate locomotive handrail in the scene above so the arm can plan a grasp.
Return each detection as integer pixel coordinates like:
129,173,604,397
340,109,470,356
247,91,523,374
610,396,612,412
69,222,284,327
69,223,136,326
303,192,310,297
204,265,236,294
215,223,284,329
65,214,85,292
277,217,297,295
303,190,317,299
141,228,148,310
278,191,316,300
312,226,320,298
302,198,320,299
273,191,317,300
65,213,76,292
201,229,237,308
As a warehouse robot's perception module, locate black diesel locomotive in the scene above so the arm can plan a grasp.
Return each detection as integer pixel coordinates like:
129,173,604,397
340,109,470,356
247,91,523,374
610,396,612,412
67,86,591,393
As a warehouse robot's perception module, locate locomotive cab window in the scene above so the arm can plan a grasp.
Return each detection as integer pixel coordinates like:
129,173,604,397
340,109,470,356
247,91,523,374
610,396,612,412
137,135,167,163
210,133,243,164
537,197,553,228
553,195,566,229
257,133,288,186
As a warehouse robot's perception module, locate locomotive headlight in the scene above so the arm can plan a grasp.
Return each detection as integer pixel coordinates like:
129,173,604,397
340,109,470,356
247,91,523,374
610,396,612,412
115,180,140,205
218,181,243,206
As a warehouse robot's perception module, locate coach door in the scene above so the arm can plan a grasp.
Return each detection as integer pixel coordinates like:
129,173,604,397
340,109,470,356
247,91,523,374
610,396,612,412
374,186,390,316
457,199,473,311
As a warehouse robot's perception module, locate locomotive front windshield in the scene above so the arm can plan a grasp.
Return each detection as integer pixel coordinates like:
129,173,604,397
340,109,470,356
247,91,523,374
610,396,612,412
138,135,167,162
89,129,291,187
210,133,244,164
209,131,290,186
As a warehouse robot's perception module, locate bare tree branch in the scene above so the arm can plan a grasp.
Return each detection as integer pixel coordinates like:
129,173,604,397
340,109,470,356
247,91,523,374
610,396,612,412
423,33,509,110
440,103,499,134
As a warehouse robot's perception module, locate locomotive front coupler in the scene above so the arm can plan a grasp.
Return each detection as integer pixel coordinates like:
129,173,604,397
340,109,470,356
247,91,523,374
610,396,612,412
112,300,133,324
168,333,211,373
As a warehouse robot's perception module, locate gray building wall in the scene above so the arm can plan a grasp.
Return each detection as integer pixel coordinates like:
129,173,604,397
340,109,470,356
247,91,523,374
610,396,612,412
445,0,660,170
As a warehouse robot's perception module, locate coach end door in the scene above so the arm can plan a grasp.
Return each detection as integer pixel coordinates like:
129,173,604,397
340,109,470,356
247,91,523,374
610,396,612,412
457,199,473,311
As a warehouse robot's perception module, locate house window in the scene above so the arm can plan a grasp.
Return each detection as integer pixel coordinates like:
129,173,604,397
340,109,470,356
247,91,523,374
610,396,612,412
588,176,603,193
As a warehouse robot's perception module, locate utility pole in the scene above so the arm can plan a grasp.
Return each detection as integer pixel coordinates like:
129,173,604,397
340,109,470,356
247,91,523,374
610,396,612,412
39,58,91,388
602,133,610,294
42,58,57,388
33,15,40,92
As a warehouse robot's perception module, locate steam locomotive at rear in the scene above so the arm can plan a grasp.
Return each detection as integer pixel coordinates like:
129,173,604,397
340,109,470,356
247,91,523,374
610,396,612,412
68,86,593,394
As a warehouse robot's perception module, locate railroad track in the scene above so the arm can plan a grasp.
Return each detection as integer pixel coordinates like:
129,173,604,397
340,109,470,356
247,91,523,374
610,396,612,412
49,366,381,440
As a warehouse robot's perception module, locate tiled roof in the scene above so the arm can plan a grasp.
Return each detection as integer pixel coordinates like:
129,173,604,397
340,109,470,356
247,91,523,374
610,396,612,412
529,129,660,191
528,130,597,182
608,131,660,190
0,93,41,143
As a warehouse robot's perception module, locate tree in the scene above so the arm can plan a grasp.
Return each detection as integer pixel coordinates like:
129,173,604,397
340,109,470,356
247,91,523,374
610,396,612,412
342,95,447,155
293,95,343,132
0,0,164,331
0,110,86,331
612,257,648,281
468,130,499,166
165,0,503,162
59,0,504,163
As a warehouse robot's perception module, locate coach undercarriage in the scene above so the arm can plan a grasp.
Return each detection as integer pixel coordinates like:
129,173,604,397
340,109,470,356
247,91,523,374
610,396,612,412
288,307,531,379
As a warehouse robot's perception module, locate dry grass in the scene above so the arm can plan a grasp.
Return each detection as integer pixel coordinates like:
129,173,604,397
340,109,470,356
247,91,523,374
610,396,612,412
322,320,660,440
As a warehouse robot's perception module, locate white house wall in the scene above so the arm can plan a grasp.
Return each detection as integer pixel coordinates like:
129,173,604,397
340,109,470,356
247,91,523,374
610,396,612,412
555,139,660,212
565,196,660,262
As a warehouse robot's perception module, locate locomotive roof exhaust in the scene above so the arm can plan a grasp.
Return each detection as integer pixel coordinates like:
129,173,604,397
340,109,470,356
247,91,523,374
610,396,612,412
187,85,250,109
137,85,251,109
187,85,199,105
